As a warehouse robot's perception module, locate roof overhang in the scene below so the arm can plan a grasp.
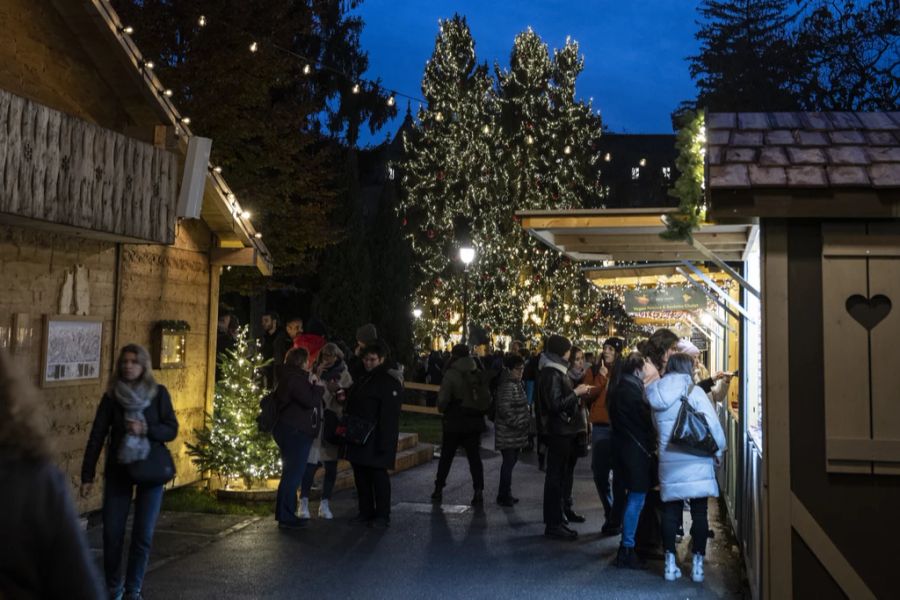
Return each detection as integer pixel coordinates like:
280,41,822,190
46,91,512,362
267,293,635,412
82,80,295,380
51,0,273,275
583,262,732,289
518,208,756,263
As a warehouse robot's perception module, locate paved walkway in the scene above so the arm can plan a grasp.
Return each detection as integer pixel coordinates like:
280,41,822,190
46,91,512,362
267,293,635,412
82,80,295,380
134,437,747,599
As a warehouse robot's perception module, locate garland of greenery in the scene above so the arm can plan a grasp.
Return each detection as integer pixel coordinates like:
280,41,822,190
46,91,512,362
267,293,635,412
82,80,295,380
662,109,706,241
157,320,191,332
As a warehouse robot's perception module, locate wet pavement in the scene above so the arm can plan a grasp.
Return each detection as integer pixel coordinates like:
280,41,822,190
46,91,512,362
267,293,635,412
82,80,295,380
105,436,748,599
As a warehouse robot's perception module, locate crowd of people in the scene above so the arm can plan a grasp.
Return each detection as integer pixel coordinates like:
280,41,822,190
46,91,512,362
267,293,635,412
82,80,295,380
426,327,732,584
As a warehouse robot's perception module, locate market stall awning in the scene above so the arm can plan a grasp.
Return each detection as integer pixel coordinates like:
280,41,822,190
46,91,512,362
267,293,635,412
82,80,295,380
517,208,756,262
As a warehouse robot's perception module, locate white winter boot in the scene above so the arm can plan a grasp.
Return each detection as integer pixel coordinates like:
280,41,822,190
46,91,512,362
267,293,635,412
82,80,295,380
298,497,311,520
664,551,682,581
318,499,333,520
692,552,705,582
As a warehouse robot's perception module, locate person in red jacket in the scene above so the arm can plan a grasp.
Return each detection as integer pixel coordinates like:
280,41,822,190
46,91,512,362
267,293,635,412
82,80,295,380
584,337,626,535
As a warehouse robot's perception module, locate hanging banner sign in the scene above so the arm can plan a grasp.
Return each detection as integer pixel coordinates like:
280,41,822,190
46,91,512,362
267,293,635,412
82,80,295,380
624,287,706,313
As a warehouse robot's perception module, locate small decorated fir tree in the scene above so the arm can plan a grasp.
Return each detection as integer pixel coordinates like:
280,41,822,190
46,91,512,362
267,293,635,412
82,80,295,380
187,326,280,488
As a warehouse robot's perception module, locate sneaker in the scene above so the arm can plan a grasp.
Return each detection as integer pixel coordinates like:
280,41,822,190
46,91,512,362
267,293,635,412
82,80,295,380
692,552,705,582
318,499,333,520
298,498,310,520
664,551,682,581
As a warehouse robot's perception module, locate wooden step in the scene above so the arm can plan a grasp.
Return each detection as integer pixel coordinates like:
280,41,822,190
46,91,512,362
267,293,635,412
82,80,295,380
397,432,419,452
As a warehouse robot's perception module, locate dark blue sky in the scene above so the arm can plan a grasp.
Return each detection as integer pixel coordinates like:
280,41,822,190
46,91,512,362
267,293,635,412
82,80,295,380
354,0,701,146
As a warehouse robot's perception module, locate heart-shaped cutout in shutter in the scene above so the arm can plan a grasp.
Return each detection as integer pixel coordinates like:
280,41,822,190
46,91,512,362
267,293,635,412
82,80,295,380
845,294,892,331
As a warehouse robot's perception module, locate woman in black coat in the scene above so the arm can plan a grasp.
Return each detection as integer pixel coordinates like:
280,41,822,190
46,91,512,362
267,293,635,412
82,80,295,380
345,341,402,527
608,351,657,570
81,344,179,600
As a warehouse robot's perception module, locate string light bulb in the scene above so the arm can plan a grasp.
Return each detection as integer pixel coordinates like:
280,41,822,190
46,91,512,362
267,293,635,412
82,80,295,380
525,135,534,145
121,25,134,35
179,116,191,125
198,15,207,27
162,88,173,97
604,153,612,162
213,166,223,174
563,145,572,155
241,210,251,219
387,94,396,107
143,60,155,70
227,193,236,202
434,112,444,122
639,157,647,166
254,232,263,239
482,124,490,134
302,64,312,75
249,42,258,53
352,83,360,94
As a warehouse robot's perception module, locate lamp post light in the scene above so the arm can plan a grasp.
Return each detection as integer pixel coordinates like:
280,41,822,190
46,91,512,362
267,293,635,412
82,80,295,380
459,245,475,346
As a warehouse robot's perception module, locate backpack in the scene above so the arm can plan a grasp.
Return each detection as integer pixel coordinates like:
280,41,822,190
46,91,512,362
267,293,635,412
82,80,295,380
462,368,495,414
256,390,279,434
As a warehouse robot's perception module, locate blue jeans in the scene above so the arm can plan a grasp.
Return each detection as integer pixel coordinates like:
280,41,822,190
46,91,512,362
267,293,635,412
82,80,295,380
102,475,165,597
301,460,338,500
621,491,647,548
591,425,625,526
273,422,314,523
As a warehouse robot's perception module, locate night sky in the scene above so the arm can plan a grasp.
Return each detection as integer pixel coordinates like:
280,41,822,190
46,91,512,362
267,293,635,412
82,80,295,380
354,0,701,146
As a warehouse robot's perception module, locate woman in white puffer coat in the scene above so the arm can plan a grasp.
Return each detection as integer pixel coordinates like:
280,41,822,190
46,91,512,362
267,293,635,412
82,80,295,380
646,353,726,584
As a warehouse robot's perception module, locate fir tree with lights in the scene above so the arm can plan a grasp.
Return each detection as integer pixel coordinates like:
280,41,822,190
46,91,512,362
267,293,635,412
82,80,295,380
187,326,280,488
401,19,631,345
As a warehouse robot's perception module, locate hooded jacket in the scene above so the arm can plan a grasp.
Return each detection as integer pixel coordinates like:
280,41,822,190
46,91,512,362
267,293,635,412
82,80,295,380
437,356,486,433
535,354,582,437
646,372,727,502
344,363,403,470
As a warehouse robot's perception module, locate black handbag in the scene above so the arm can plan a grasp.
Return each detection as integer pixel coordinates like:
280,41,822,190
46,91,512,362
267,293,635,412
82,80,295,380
669,384,719,457
340,414,376,446
128,442,176,485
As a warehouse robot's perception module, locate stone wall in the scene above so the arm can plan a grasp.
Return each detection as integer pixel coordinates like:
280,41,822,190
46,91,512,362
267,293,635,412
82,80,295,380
0,220,218,512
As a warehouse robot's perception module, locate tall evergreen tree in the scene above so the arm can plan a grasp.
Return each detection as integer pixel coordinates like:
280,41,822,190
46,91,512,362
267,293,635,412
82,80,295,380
690,0,804,111
111,0,395,290
401,21,627,345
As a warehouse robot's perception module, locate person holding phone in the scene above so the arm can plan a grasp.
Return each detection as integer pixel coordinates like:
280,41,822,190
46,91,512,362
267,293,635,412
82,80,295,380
536,335,593,540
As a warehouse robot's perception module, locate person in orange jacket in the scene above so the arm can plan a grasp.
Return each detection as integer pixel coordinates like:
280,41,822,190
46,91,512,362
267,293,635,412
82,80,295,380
583,337,626,535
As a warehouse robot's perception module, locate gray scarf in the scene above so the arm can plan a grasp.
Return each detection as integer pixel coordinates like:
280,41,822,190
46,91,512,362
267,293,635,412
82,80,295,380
114,380,155,464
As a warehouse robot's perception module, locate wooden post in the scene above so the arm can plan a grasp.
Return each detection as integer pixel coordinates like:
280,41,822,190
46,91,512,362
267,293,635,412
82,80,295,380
762,220,792,598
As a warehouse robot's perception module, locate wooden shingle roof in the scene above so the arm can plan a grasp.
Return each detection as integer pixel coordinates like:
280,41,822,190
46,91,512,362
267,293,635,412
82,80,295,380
707,112,900,190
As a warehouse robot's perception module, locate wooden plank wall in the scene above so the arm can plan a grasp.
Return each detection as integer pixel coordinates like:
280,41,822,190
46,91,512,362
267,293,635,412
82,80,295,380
0,88,177,244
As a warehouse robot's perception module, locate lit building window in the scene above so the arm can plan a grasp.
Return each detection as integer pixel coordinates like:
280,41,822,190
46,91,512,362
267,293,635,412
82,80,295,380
631,167,640,180
662,166,671,180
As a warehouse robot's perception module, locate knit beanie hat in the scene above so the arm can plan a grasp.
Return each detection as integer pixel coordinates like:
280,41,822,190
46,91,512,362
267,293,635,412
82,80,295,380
603,337,624,353
356,323,378,345
545,334,572,357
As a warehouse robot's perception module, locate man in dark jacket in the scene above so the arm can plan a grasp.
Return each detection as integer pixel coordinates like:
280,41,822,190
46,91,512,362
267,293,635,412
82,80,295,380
345,341,402,527
260,311,292,389
536,335,591,540
273,347,323,529
432,344,487,506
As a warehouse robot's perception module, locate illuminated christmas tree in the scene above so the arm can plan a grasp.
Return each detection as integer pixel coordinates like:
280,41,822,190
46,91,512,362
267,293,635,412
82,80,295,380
187,326,279,488
401,18,631,345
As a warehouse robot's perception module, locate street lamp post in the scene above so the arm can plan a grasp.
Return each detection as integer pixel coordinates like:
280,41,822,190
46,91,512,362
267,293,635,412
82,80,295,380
459,246,475,347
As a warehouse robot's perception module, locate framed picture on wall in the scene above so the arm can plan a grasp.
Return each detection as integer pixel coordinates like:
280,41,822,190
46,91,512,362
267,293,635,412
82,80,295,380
41,315,104,388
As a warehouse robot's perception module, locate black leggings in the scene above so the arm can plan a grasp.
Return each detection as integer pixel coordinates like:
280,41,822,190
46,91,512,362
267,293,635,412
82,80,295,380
661,497,709,555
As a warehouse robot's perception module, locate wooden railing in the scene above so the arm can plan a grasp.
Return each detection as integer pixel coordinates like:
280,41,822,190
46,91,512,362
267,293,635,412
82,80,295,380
0,88,179,244
402,382,440,415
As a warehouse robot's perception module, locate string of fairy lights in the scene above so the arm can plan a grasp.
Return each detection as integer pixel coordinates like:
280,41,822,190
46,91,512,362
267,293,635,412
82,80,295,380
108,7,432,253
